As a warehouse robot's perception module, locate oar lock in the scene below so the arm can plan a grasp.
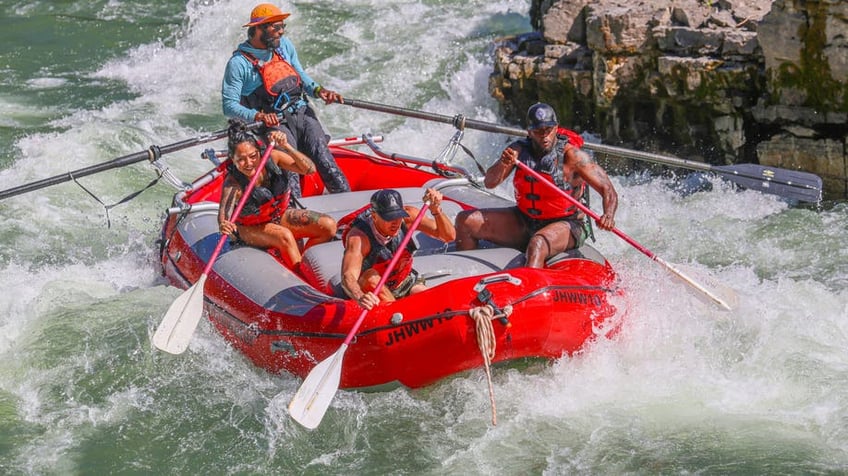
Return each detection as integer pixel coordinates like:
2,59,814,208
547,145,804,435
146,145,163,163
451,114,467,131
202,148,225,166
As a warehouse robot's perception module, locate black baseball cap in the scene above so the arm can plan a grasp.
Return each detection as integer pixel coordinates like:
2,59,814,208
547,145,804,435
370,189,409,221
526,103,558,130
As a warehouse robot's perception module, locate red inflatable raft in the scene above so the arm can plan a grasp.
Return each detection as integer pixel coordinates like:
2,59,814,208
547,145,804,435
157,135,622,389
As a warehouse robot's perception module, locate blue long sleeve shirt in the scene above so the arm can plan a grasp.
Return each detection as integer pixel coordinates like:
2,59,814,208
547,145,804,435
221,37,320,122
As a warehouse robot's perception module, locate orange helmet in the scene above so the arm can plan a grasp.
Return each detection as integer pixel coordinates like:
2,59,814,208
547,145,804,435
243,3,290,27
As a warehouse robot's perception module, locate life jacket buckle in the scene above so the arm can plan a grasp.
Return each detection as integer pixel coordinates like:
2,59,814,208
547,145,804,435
272,92,293,112
272,91,309,114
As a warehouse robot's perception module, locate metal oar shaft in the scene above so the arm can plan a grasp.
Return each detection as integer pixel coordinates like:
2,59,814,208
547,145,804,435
582,143,822,197
342,99,822,201
584,142,713,172
347,100,765,179
0,153,151,201
344,98,523,137
0,121,263,201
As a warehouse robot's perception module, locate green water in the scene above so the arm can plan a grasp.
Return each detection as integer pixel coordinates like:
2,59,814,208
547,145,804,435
1,0,847,474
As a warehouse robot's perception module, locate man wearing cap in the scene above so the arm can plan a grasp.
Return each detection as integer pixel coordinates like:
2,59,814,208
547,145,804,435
222,3,350,196
341,188,455,310
454,103,618,268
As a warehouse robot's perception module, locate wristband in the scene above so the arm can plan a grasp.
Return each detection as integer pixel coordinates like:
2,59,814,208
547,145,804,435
313,85,323,98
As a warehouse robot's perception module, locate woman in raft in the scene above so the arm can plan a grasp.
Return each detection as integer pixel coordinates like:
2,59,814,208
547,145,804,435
218,121,337,273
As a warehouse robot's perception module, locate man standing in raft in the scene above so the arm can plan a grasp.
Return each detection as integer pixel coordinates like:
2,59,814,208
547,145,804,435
219,123,337,273
341,189,455,310
221,3,349,196
454,103,618,268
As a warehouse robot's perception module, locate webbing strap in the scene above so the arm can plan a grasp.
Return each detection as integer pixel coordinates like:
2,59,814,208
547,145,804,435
70,172,162,228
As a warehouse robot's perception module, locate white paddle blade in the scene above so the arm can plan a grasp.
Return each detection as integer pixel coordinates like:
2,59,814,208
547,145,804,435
658,259,739,311
288,344,348,429
152,274,208,354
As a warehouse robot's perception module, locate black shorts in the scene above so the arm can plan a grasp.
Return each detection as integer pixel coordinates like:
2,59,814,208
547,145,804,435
389,269,419,299
515,208,590,249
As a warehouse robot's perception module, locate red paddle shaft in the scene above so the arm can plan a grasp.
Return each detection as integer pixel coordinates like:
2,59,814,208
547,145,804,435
514,161,656,260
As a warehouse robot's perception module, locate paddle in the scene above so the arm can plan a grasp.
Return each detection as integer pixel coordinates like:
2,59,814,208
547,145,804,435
288,200,432,429
151,139,276,355
514,161,738,311
584,143,823,204
0,120,263,201
341,98,822,203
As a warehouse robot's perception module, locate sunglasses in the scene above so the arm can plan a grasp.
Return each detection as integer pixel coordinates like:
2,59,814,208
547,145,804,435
529,126,556,137
265,22,286,32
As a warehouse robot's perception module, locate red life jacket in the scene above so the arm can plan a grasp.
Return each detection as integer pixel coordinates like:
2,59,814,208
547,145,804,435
236,191,291,226
227,158,292,226
512,129,585,220
337,203,371,242
239,49,303,112
557,126,584,148
342,209,416,291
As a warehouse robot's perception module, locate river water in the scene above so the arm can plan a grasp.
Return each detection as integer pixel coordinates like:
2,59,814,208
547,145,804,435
1,0,847,474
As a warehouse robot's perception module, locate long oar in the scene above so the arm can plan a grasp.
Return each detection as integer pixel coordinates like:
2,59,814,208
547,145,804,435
152,139,276,355
342,98,822,203
289,201,432,429
0,121,263,201
584,143,822,204
514,161,737,311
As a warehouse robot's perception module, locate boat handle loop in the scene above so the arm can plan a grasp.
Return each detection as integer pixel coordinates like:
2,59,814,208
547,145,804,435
473,273,522,292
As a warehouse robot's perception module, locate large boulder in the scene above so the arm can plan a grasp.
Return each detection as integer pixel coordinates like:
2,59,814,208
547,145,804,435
492,0,848,199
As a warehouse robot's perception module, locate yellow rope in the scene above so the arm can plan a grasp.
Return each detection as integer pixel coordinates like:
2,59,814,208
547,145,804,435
469,304,498,425
470,305,497,359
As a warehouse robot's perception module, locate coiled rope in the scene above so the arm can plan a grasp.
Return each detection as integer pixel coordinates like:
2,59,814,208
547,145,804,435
468,303,513,425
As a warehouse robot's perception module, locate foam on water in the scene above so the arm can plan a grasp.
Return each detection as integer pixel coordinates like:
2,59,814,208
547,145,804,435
2,0,848,472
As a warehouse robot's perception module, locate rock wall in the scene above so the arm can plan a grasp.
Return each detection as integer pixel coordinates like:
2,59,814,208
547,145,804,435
490,0,848,200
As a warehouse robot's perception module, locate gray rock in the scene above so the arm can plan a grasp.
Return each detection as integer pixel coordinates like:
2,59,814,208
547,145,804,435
490,0,848,199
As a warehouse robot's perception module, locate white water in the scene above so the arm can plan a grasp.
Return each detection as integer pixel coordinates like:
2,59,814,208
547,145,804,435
1,0,847,473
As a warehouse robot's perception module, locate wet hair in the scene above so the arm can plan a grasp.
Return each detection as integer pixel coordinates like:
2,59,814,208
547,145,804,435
227,119,260,159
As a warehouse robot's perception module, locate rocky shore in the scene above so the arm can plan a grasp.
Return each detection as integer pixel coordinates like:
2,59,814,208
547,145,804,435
489,0,848,200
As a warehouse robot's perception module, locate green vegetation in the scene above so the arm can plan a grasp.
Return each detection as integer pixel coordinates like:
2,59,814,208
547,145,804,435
773,2,848,111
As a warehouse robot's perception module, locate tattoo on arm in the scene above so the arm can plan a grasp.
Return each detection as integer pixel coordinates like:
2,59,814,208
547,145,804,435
301,158,316,175
220,184,239,221
576,152,594,167
591,168,606,182
286,209,321,227
286,147,315,175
